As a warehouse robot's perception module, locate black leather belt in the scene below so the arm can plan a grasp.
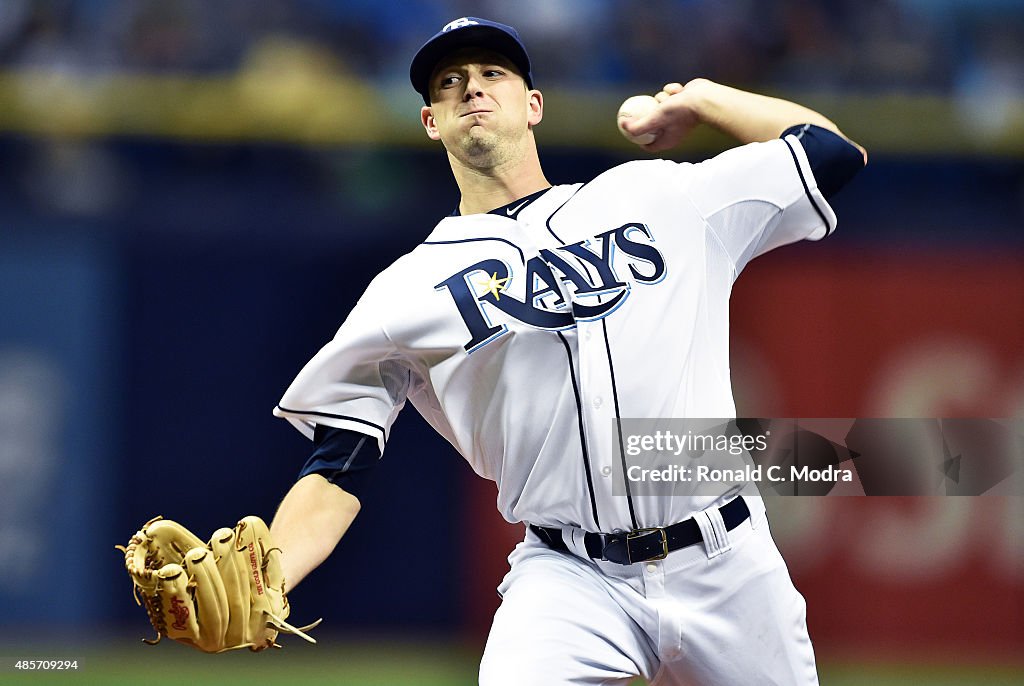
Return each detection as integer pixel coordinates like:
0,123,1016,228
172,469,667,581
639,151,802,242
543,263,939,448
530,497,750,565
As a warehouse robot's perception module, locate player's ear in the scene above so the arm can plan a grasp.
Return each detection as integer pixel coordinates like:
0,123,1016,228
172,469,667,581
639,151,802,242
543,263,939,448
527,89,543,127
421,106,442,141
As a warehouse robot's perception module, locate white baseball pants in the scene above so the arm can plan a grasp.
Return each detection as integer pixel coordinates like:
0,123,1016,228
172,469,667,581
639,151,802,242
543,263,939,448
479,498,818,685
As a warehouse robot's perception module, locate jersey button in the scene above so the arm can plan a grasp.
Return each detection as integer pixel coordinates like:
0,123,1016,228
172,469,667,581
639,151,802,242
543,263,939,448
584,330,592,341
600,466,611,477
593,396,603,409
646,563,658,573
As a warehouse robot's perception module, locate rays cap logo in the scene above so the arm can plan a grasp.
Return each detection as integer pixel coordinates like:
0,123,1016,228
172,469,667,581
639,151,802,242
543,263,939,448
410,17,534,105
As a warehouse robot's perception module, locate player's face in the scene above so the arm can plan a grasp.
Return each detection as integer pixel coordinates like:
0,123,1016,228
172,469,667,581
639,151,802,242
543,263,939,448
420,48,543,168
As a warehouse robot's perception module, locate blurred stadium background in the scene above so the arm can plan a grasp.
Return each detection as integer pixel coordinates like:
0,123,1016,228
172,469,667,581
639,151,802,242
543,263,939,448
0,0,1022,683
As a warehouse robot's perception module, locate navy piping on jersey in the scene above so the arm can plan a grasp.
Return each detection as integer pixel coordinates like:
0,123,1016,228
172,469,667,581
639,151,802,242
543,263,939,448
556,330,602,530
782,136,834,237
544,183,590,244
601,318,640,531
274,406,386,436
544,183,637,530
422,236,525,264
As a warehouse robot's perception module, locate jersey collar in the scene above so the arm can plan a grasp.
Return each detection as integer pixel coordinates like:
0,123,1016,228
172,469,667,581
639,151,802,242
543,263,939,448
449,187,552,219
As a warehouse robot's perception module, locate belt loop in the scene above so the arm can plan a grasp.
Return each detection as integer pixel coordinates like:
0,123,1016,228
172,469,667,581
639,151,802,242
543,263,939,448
746,494,764,530
567,527,588,558
531,524,566,551
695,503,734,559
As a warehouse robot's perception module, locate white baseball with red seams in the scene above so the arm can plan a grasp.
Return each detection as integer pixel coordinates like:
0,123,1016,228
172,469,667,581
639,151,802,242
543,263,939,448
617,94,660,145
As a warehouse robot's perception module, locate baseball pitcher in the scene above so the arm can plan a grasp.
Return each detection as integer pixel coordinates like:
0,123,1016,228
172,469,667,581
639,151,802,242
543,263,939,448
120,16,865,684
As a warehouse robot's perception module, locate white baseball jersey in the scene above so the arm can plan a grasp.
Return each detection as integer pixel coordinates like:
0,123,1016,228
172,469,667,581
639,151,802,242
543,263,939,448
274,134,835,533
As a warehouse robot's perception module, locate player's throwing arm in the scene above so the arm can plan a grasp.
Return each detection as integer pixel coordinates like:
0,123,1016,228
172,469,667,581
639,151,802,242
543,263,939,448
618,78,867,162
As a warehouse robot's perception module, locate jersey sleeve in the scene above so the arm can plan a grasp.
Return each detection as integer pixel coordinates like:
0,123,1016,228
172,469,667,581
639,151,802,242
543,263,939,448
678,134,837,275
273,285,411,454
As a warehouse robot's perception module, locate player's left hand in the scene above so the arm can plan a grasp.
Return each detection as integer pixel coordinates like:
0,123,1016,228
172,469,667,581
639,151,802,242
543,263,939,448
620,81,703,154
116,515,322,653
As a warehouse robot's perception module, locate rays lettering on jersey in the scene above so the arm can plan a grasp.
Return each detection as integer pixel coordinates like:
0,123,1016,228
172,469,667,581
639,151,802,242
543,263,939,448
435,223,667,352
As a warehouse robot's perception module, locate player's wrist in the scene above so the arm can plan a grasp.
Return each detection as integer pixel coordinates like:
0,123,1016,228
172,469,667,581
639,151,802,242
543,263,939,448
675,78,716,122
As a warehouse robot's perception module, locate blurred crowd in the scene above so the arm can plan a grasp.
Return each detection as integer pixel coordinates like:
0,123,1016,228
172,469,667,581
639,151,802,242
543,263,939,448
0,0,1021,95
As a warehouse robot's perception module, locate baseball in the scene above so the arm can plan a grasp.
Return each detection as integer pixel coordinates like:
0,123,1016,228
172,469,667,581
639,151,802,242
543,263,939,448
617,95,659,145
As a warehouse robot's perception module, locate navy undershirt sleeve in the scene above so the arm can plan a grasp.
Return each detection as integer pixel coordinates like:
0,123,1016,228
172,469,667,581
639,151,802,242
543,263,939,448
297,424,381,497
781,124,865,199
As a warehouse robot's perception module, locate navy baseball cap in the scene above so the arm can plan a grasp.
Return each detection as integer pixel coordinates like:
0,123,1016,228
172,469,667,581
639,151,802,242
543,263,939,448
410,17,533,105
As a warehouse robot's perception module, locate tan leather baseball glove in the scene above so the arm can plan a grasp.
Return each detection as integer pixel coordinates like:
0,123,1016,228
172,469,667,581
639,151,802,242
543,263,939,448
117,515,320,652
